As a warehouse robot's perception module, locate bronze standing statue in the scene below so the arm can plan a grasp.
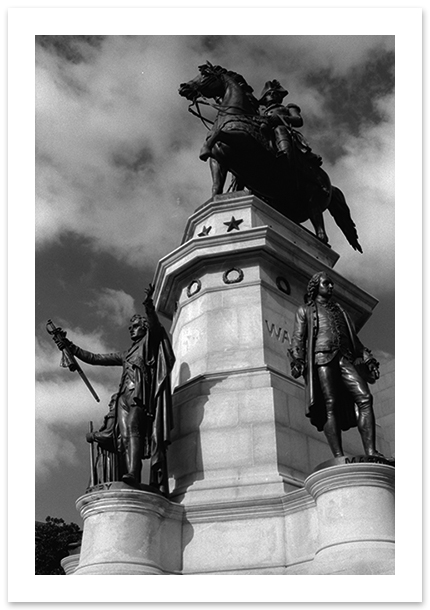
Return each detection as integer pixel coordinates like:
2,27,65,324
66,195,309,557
179,62,362,252
51,285,175,495
289,272,391,461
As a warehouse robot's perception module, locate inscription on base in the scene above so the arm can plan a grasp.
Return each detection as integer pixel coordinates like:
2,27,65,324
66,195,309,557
265,320,290,343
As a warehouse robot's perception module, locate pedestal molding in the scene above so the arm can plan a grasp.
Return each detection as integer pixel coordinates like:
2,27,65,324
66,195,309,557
61,554,80,575
173,365,303,399
76,488,184,522
305,463,395,500
184,488,314,523
315,538,395,555
74,559,180,575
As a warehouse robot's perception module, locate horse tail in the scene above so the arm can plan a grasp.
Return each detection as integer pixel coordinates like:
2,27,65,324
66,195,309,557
328,186,363,253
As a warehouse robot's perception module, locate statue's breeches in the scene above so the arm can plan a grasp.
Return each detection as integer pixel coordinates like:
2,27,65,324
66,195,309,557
117,403,145,439
317,354,372,414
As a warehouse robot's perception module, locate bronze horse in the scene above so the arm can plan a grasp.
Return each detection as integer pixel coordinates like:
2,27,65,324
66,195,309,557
179,62,362,252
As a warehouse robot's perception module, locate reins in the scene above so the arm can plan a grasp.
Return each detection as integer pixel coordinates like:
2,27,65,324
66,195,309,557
188,96,265,131
188,99,215,129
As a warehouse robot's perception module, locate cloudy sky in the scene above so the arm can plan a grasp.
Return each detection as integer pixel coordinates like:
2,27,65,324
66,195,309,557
33,33,398,525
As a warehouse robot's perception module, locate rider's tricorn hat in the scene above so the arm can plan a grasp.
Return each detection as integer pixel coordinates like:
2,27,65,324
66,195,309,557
259,80,289,103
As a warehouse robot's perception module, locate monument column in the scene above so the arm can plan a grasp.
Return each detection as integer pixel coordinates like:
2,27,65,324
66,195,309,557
154,192,379,506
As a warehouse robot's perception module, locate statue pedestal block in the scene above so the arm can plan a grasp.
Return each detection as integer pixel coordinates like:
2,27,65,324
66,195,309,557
304,463,395,574
72,483,184,575
154,193,383,506
149,192,393,574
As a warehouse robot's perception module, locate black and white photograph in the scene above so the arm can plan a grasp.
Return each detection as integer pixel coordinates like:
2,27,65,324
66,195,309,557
8,4,422,603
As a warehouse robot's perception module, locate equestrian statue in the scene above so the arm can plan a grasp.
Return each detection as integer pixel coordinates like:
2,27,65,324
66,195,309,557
179,62,362,252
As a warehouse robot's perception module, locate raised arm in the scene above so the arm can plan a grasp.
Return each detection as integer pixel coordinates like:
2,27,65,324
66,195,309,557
53,333,123,367
142,283,162,332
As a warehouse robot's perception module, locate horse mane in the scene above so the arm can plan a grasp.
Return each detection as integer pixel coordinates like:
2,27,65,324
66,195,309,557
225,69,260,112
200,62,260,112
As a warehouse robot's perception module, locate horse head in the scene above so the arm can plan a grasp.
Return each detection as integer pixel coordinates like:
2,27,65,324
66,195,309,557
178,61,228,101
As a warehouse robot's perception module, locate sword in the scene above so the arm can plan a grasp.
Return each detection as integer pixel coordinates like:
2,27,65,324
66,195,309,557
88,421,96,487
46,319,100,403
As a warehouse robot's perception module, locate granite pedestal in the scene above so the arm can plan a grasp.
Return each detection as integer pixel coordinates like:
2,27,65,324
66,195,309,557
72,483,183,575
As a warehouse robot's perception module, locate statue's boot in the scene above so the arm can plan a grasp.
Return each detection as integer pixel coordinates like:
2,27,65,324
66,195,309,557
323,412,344,457
357,405,385,457
122,437,143,487
150,462,169,496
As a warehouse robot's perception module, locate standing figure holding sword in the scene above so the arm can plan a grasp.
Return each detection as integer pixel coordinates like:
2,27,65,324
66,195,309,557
48,284,175,496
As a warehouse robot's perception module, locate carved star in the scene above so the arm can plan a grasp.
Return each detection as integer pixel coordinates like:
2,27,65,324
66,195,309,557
198,225,212,237
223,216,243,232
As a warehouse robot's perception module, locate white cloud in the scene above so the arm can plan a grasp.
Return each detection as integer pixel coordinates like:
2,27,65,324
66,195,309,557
35,35,394,273
36,372,118,475
35,419,78,479
36,377,113,426
322,93,394,292
89,288,135,326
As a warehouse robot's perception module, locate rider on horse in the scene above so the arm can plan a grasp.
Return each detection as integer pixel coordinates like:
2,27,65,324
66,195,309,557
258,80,327,192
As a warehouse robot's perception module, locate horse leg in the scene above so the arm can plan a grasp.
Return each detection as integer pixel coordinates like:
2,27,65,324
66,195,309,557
209,157,228,196
200,126,223,161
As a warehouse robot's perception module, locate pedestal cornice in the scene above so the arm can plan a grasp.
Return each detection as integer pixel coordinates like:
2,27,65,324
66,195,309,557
154,222,377,327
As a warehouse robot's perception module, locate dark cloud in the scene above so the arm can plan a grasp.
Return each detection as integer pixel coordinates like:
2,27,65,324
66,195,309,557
36,35,105,63
36,233,155,347
305,49,395,162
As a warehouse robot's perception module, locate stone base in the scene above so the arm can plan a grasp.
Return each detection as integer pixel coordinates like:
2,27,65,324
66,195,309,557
67,464,395,575
181,489,318,574
305,462,395,575
73,483,184,575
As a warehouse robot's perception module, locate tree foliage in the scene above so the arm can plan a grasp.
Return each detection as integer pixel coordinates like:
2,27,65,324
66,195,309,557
35,516,82,575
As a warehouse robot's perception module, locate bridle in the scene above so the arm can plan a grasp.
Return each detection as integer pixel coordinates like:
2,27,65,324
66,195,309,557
186,71,264,131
